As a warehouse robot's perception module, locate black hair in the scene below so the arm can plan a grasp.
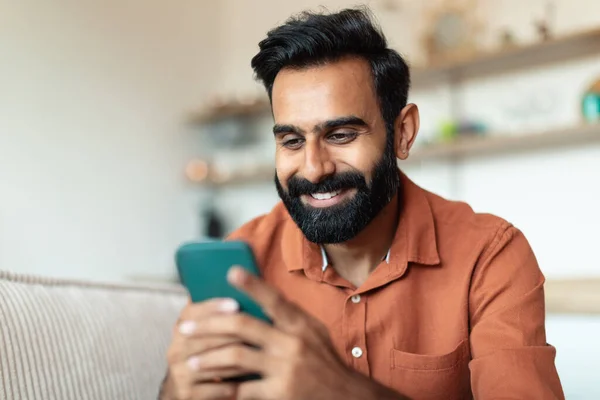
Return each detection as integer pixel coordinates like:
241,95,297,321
250,6,411,139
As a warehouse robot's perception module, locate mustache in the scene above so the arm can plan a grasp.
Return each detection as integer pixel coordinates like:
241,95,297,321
287,171,367,197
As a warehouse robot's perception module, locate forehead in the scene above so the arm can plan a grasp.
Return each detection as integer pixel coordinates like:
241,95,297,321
271,57,378,124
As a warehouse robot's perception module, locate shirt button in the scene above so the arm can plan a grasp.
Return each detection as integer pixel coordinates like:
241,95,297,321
351,294,361,303
351,346,363,358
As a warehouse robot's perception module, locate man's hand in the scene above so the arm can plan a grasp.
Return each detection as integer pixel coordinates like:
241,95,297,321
163,297,247,400
187,266,405,400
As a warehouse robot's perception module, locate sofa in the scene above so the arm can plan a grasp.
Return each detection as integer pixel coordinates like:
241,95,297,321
0,270,187,400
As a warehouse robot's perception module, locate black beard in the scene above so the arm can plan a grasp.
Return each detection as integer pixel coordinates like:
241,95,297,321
275,141,400,244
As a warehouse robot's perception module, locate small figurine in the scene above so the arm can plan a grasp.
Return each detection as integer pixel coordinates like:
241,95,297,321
534,0,555,41
500,29,516,48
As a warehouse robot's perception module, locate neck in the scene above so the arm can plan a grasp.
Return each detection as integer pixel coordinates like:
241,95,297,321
323,194,400,287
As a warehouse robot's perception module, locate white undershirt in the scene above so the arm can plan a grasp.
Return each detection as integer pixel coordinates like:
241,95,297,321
319,246,391,272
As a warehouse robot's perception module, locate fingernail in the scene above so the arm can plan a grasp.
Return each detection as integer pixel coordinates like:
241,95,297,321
179,320,196,335
187,356,201,371
218,299,239,313
227,266,246,284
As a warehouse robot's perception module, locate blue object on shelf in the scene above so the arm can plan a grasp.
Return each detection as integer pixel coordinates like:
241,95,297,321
582,78,600,123
582,93,600,123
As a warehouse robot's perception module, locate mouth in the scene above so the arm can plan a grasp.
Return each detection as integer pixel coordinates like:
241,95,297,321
301,188,355,208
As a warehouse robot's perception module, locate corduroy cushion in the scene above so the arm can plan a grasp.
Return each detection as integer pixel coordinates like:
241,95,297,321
0,271,187,400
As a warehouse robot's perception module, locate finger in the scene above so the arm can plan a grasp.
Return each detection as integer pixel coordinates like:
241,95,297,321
181,335,242,359
177,298,239,335
192,343,267,375
172,356,249,387
193,367,256,383
168,362,196,399
236,379,271,400
184,383,237,400
227,266,295,323
227,267,333,343
168,333,240,366
193,313,283,348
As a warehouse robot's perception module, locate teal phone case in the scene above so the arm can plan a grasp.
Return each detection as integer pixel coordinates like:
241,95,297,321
175,240,268,382
175,240,271,324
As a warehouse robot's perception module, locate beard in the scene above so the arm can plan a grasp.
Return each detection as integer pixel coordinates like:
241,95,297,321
275,139,400,244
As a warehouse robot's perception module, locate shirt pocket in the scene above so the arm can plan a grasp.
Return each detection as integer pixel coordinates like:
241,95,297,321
389,339,472,400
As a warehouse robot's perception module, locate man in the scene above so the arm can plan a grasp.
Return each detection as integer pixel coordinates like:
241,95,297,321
160,7,564,400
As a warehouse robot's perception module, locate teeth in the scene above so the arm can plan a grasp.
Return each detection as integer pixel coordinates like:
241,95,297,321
310,190,341,200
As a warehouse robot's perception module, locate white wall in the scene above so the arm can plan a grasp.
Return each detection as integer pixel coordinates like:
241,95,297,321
0,0,221,282
545,314,600,399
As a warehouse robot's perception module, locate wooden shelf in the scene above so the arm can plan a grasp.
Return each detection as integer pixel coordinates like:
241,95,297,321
189,98,270,124
405,122,600,165
545,278,600,315
411,27,600,87
207,164,275,187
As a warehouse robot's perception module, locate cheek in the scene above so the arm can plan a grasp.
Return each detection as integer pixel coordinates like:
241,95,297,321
331,142,382,175
275,151,297,189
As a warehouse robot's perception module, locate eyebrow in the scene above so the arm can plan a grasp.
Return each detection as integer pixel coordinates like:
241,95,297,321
272,115,368,136
317,116,367,131
273,124,304,136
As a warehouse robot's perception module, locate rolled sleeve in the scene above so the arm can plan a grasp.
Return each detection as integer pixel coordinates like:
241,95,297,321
468,225,565,399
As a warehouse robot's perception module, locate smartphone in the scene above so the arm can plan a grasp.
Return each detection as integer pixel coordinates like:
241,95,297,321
175,240,269,383
175,240,271,323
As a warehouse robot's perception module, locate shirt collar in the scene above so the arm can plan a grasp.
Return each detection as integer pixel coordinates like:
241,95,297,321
281,170,440,277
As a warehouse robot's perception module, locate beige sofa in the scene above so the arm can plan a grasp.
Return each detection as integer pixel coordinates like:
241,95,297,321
0,271,187,400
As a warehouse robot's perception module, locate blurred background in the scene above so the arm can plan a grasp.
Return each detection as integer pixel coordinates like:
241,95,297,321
1,0,599,397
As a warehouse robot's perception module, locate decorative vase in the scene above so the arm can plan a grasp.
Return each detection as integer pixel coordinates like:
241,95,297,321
582,77,600,123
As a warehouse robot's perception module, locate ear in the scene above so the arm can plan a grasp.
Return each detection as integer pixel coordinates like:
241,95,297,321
394,103,420,160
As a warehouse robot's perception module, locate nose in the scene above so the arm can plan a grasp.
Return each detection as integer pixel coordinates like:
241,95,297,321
302,139,335,183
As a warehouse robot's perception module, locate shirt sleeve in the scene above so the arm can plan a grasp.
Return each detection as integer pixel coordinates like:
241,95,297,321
468,224,565,399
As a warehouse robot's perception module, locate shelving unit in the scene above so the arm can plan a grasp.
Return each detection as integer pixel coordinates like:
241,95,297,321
186,27,600,186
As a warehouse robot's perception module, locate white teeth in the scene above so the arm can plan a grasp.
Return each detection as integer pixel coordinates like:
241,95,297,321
310,190,341,200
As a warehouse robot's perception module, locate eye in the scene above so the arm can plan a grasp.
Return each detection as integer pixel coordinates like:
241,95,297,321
282,137,304,150
327,132,357,144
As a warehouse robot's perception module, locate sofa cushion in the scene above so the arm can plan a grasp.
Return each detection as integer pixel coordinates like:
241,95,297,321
0,271,187,400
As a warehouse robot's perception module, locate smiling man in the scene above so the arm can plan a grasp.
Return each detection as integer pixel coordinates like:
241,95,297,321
160,7,565,400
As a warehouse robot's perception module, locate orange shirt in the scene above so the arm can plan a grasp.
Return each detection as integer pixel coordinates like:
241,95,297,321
227,172,564,399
